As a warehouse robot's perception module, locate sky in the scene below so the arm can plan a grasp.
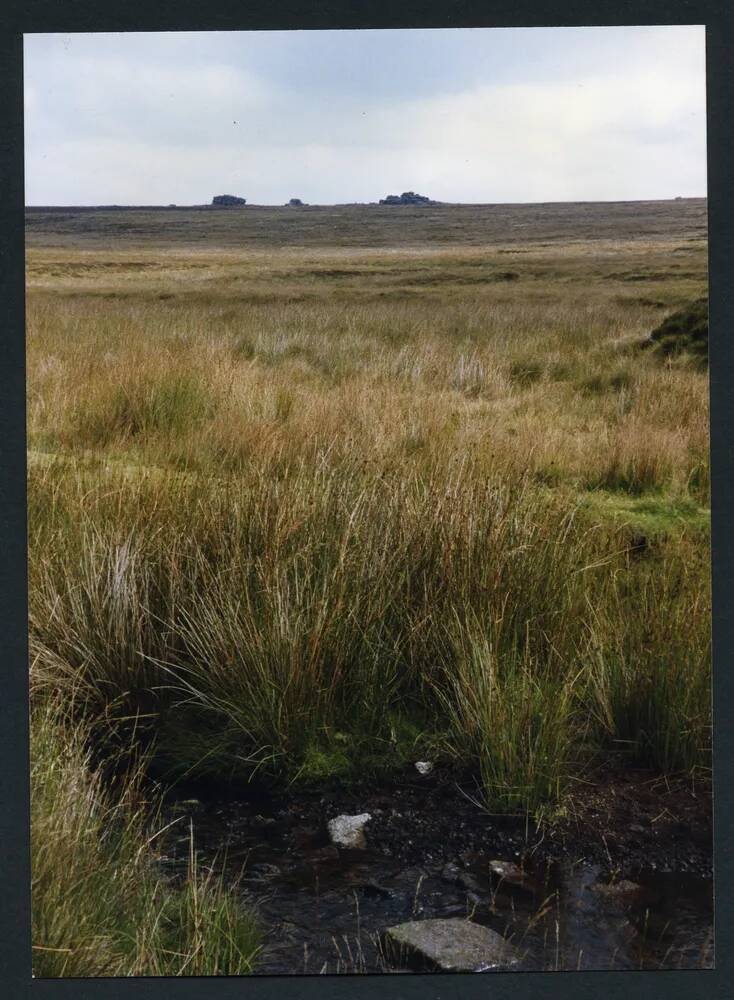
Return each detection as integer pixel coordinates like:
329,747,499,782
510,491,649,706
23,26,707,205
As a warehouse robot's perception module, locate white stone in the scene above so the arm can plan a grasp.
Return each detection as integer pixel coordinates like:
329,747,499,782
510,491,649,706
327,812,372,849
414,761,434,775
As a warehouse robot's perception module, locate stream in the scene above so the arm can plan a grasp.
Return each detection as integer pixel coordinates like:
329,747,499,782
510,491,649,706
156,772,713,974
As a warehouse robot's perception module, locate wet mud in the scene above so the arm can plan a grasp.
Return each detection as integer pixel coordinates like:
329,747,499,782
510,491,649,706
156,765,713,974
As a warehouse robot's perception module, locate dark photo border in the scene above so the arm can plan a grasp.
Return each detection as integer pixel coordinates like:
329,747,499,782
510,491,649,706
2,2,732,998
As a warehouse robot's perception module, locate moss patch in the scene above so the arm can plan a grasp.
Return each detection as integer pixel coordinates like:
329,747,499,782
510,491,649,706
579,490,710,539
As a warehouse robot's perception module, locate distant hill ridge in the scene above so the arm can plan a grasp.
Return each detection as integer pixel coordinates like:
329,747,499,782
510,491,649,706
26,197,706,211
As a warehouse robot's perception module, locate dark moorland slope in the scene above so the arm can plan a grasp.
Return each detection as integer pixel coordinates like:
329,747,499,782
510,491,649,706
25,198,707,250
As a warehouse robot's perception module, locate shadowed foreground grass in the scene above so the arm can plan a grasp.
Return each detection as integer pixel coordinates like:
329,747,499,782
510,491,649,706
31,700,260,977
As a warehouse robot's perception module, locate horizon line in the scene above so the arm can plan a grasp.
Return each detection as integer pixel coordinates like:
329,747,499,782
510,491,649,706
25,195,708,210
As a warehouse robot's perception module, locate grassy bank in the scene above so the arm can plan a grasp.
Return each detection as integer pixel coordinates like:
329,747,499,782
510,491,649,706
31,699,260,977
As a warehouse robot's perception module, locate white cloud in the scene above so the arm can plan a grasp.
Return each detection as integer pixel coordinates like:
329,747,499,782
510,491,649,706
23,26,706,204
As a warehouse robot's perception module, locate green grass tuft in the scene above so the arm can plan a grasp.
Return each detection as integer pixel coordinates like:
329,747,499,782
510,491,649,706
72,372,215,447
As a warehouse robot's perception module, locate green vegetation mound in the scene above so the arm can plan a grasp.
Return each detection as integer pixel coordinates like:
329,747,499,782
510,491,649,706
645,297,708,365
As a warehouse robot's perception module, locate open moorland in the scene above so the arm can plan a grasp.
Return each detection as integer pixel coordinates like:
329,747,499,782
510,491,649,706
27,199,711,975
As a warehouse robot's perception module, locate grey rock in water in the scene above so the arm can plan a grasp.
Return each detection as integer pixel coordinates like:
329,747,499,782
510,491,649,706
381,918,519,972
212,194,246,206
327,812,372,849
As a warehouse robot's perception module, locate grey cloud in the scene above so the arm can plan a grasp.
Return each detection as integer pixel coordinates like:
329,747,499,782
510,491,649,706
24,26,706,205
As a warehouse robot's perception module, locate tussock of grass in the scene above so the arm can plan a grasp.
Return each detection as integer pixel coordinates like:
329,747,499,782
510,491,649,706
433,619,580,812
590,445,672,496
28,456,711,796
584,541,711,772
576,367,634,396
71,372,215,447
508,359,545,387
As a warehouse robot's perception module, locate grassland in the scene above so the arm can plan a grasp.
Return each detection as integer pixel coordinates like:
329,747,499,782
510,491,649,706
27,200,710,974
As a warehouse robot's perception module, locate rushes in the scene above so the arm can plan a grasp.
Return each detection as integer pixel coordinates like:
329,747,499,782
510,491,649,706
71,371,216,448
28,451,711,801
436,620,581,812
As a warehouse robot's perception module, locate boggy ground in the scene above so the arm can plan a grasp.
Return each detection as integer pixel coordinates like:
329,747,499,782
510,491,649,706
156,762,712,973
27,199,711,974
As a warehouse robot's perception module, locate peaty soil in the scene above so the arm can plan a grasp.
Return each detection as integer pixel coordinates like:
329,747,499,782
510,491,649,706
156,760,713,973
163,759,712,879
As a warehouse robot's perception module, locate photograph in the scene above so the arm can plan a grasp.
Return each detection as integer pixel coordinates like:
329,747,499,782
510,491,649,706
24,25,712,976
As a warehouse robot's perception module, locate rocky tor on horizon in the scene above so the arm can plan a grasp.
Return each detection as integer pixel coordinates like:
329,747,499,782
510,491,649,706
379,191,438,205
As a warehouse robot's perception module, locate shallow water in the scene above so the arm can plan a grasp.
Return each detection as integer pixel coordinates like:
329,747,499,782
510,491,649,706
158,791,713,974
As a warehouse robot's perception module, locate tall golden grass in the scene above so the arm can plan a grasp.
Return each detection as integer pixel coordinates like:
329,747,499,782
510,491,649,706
27,237,710,803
